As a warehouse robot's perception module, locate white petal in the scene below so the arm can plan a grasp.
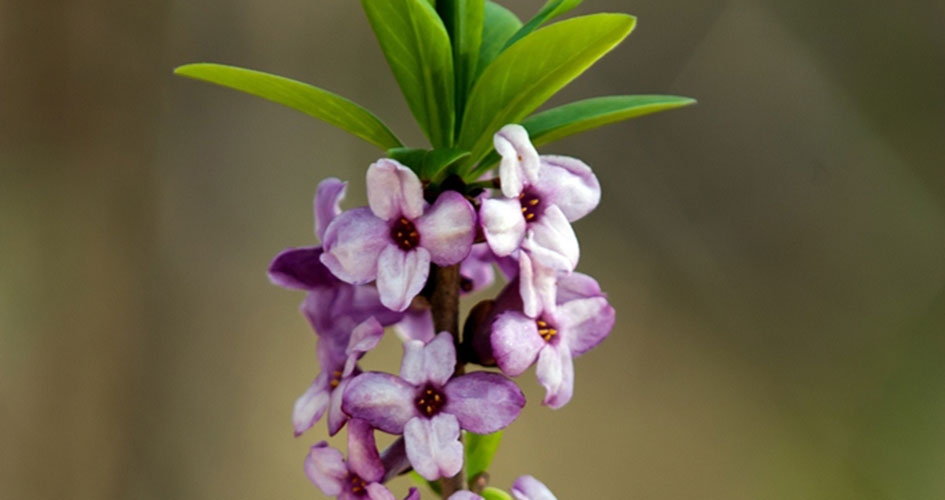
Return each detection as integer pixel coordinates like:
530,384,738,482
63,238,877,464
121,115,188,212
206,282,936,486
495,124,540,197
367,159,424,220
480,198,527,257
404,415,464,481
377,246,431,312
416,191,476,266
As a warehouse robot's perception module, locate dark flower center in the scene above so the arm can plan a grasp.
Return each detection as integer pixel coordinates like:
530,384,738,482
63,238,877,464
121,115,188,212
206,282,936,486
519,189,541,222
415,384,447,418
390,217,420,251
536,319,558,343
347,474,369,496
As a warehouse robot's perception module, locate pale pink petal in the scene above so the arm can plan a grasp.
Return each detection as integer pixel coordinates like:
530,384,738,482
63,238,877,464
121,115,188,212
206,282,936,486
402,488,421,500
342,373,418,434
533,156,600,222
555,272,603,304
522,205,579,272
293,374,330,436
400,332,456,387
347,418,385,483
327,377,351,436
536,344,574,409
491,311,544,376
315,177,348,241
480,198,527,257
449,492,485,500
367,159,424,221
415,191,476,266
377,246,431,312
511,475,558,500
495,124,539,197
555,297,615,357
343,316,385,377
321,207,389,284
404,414,464,481
394,309,435,343
443,372,525,434
518,252,559,318
365,483,398,500
304,442,347,496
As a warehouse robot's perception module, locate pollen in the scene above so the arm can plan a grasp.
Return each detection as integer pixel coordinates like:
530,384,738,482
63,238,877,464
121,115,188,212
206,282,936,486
390,217,421,251
519,189,542,223
415,385,447,417
536,319,558,342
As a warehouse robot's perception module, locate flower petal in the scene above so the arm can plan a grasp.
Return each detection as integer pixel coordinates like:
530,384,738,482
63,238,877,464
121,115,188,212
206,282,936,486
343,316,385,377
377,246,431,312
533,156,600,222
402,488,421,500
315,177,348,241
518,252,559,318
347,418,385,483
444,372,525,434
365,483,398,500
522,205,579,272
536,344,574,409
491,311,544,377
326,377,350,436
480,198,527,257
460,243,497,293
494,124,540,198
555,296,615,357
554,272,603,304
394,308,435,344
304,442,347,496
342,372,417,434
415,191,476,266
449,492,485,500
400,332,456,387
268,246,338,290
367,158,424,221
321,207,389,284
404,414,464,481
293,374,331,436
511,475,558,500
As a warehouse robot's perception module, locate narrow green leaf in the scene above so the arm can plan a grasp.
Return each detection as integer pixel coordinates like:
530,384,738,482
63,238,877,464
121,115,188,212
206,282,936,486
437,0,485,127
465,430,503,481
502,0,583,50
458,14,636,169
476,1,522,78
468,94,695,178
388,147,429,175
423,148,470,180
174,63,403,150
362,0,455,148
481,487,514,500
409,471,442,495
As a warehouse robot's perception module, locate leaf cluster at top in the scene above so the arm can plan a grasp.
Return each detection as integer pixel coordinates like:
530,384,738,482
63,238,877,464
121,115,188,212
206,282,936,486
174,0,694,186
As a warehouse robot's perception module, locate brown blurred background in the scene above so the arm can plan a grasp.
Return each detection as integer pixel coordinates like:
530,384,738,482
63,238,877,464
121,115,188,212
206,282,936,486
2,0,944,499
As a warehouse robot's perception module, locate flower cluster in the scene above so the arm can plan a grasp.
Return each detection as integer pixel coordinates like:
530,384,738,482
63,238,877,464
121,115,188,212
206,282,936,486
270,125,615,499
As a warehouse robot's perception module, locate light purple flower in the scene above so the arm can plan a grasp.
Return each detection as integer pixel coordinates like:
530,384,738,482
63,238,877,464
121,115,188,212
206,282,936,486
293,316,385,436
321,159,477,312
511,475,558,500
449,493,484,500
304,418,420,500
479,125,600,274
491,273,615,409
343,332,525,480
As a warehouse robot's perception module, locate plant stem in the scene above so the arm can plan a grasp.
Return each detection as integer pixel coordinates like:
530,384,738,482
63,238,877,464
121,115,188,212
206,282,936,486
430,264,466,497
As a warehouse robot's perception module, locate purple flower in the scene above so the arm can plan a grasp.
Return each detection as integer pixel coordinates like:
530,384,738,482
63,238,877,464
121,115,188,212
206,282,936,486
305,418,420,500
321,159,477,312
479,125,600,275
448,493,484,500
343,333,525,480
294,316,385,436
511,475,558,500
491,273,615,409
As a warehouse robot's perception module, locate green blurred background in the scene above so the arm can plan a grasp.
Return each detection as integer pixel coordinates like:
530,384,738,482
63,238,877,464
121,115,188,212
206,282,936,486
2,0,944,498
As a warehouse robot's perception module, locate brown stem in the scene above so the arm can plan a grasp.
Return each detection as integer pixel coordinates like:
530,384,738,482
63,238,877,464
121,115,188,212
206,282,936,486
430,264,467,497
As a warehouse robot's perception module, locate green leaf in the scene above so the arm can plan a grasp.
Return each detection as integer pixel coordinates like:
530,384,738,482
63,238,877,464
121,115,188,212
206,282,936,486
457,13,636,169
502,0,583,50
468,94,695,178
476,1,522,78
174,63,403,150
423,148,470,180
437,0,485,126
481,487,514,500
465,430,503,481
362,0,455,148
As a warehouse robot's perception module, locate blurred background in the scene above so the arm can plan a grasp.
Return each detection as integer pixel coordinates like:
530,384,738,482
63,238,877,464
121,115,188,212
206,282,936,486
2,0,944,498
